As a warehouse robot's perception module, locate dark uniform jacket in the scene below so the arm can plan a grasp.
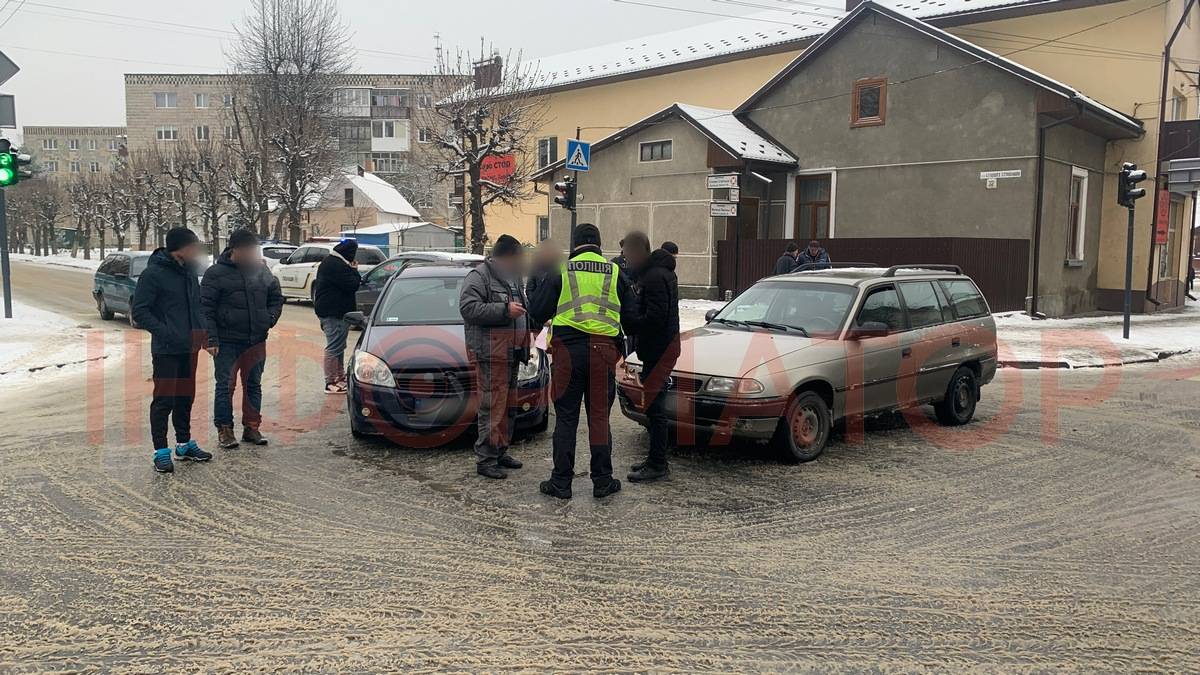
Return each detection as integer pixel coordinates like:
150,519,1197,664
200,250,285,347
131,248,206,355
312,254,361,319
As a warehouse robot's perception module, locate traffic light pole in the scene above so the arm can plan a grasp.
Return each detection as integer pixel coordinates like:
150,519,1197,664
570,126,580,249
0,188,11,319
1122,204,1135,340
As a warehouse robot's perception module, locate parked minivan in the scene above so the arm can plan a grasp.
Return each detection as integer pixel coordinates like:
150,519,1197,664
617,265,998,462
93,251,153,325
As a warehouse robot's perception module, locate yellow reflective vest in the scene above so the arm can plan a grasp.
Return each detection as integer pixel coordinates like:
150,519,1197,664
551,251,622,337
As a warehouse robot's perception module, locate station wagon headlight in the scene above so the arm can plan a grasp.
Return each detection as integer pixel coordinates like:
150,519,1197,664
353,351,396,388
518,349,543,382
705,377,765,395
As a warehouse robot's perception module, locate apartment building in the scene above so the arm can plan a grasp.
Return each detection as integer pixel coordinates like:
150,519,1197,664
122,73,457,225
20,125,126,177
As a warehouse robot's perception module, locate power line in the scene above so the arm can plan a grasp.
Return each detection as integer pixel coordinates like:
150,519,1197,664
610,0,811,26
3,44,221,69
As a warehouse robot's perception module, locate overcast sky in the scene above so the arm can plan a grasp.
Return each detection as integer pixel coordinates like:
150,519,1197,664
0,0,766,130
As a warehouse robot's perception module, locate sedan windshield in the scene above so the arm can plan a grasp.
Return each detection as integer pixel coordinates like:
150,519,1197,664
375,277,465,325
714,281,855,338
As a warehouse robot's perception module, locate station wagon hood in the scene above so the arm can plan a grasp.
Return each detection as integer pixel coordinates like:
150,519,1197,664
647,325,827,378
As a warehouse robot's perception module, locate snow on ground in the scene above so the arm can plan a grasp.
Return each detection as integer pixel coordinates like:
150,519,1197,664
9,251,107,272
0,300,120,387
680,299,727,331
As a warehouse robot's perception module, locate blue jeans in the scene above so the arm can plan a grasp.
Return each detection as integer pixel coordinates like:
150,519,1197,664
213,341,266,429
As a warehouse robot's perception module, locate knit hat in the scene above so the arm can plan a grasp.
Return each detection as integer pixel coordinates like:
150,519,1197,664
492,234,522,258
165,227,200,252
575,223,602,248
333,238,358,260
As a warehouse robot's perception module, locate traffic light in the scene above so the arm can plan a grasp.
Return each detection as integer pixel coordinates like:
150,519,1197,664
0,138,30,187
553,176,576,211
1117,161,1148,208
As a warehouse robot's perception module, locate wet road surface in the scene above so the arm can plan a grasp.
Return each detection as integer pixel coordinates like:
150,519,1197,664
2,263,1199,670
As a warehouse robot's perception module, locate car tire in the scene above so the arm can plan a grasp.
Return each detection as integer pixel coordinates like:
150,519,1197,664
97,296,114,320
775,390,832,463
935,366,978,426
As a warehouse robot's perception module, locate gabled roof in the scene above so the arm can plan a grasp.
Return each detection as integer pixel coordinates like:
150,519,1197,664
735,1,1143,138
473,0,1086,97
343,221,449,236
532,102,796,180
346,172,422,219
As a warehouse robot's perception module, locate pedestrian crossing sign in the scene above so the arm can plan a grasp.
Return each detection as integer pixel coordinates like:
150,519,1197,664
565,139,591,172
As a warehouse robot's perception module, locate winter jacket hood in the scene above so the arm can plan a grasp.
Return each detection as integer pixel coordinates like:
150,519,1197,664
200,250,285,346
131,248,207,354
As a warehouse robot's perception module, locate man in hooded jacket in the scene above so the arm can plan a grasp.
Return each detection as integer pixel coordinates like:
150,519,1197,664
626,242,681,483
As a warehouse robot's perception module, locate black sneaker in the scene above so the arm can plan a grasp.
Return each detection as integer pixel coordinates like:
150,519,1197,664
497,454,523,469
477,464,508,480
630,459,649,473
539,480,572,500
628,465,670,483
153,449,174,474
593,479,622,499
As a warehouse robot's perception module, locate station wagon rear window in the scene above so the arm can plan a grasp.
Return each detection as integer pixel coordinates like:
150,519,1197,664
939,280,989,319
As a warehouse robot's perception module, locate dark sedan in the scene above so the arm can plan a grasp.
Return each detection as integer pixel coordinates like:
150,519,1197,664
355,251,484,314
344,265,548,446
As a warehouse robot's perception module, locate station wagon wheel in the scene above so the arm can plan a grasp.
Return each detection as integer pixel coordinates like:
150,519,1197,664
97,296,114,321
776,391,831,463
935,366,978,426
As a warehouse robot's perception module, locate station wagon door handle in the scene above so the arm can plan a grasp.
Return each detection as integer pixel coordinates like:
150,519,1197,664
901,347,913,358
951,337,962,347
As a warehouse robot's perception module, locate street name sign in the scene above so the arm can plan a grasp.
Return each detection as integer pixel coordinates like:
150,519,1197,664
707,174,739,190
710,202,738,218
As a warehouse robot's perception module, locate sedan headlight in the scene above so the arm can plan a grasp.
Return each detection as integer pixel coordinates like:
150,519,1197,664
704,377,765,395
518,349,543,382
352,351,396,388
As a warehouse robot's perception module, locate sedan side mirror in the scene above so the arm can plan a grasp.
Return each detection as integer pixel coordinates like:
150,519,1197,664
344,311,368,329
704,309,720,322
848,321,889,340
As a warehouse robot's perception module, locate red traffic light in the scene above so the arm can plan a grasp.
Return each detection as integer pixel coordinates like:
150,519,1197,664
553,177,576,210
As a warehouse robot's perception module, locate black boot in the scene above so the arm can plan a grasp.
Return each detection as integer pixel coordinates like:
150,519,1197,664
628,465,670,483
539,480,572,500
497,454,522,469
593,479,622,499
477,464,508,480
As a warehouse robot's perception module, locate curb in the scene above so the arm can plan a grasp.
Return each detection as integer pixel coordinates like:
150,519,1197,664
998,348,1190,370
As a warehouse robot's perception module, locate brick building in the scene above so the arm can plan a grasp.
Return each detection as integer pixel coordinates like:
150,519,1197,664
20,125,127,177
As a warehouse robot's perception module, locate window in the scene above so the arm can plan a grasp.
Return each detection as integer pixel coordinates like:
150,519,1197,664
1066,166,1088,262
43,160,58,172
371,89,408,108
417,93,433,109
899,282,948,329
97,256,117,275
108,139,120,151
344,188,355,207
796,174,832,240
418,127,432,144
372,120,398,138
716,281,856,337
356,248,385,265
154,92,177,108
851,77,886,127
68,139,80,151
89,162,101,173
371,152,405,173
639,139,672,162
194,93,209,109
856,286,906,333
338,88,370,108
538,216,550,242
1170,91,1188,122
224,126,237,141
87,139,98,151
538,136,558,168
69,161,81,173
110,255,130,277
222,93,234,107
195,125,210,142
156,126,178,142
42,139,58,150
339,123,370,141
302,248,329,264
376,277,468,325
939,280,989,319
415,194,433,209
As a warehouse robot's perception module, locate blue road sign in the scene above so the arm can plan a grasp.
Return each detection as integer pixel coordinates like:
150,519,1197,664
565,139,591,172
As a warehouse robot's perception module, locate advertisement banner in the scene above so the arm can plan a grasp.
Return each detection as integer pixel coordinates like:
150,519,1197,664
1156,188,1171,245
480,154,516,184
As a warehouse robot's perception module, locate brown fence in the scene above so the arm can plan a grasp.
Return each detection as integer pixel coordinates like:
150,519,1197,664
716,237,1030,312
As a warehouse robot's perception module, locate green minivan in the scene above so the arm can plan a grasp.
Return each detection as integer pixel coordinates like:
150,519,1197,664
93,251,152,326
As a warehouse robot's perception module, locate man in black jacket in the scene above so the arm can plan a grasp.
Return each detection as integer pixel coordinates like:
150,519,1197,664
772,242,800,275
627,243,681,483
201,229,285,449
313,239,361,394
131,227,212,474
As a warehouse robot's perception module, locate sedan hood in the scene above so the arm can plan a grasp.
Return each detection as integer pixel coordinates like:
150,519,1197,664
636,325,824,378
362,323,470,371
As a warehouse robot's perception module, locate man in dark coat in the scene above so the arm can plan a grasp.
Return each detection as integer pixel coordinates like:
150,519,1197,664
131,227,212,473
313,239,361,394
627,243,681,483
773,242,800,275
201,229,285,449
798,240,832,269
459,234,531,479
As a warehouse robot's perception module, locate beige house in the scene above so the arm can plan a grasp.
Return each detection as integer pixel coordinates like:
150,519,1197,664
304,168,423,237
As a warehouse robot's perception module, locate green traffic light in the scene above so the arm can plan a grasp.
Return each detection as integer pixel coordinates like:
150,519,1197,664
0,166,14,185
0,153,11,168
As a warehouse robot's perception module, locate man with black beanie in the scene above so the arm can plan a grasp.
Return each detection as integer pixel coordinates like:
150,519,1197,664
131,226,212,473
528,223,638,500
313,239,361,394
459,233,530,479
201,229,284,449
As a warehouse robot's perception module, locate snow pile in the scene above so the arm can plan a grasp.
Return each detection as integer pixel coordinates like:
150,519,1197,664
995,305,1200,368
9,251,107,272
0,300,112,384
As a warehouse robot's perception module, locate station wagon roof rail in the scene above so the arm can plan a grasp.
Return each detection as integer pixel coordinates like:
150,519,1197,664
794,262,878,272
880,264,964,277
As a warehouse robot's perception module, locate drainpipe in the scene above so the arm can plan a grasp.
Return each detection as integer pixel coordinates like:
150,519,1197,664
1029,103,1083,318
1144,0,1199,309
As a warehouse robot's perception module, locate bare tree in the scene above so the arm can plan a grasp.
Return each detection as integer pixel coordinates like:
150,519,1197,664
188,139,232,255
421,47,548,254
6,178,64,255
66,176,103,260
224,100,272,237
228,0,353,244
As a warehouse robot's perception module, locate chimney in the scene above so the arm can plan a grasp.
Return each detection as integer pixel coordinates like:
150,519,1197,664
357,164,366,177
474,55,503,90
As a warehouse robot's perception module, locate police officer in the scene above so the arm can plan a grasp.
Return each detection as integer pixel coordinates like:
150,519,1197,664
529,223,637,500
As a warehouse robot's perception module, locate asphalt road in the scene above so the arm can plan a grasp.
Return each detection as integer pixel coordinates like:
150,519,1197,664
2,262,1199,671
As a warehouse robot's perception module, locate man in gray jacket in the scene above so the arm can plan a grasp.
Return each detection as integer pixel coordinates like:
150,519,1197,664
459,234,530,479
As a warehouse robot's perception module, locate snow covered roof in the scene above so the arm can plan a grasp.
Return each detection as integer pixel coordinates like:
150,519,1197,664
532,102,796,180
737,1,1142,138
346,172,422,219
493,0,1072,95
344,221,449,236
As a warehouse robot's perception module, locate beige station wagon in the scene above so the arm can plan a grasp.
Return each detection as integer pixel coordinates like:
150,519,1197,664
617,264,998,461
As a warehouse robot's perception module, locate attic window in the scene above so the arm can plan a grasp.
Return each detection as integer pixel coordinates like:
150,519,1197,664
851,77,887,128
